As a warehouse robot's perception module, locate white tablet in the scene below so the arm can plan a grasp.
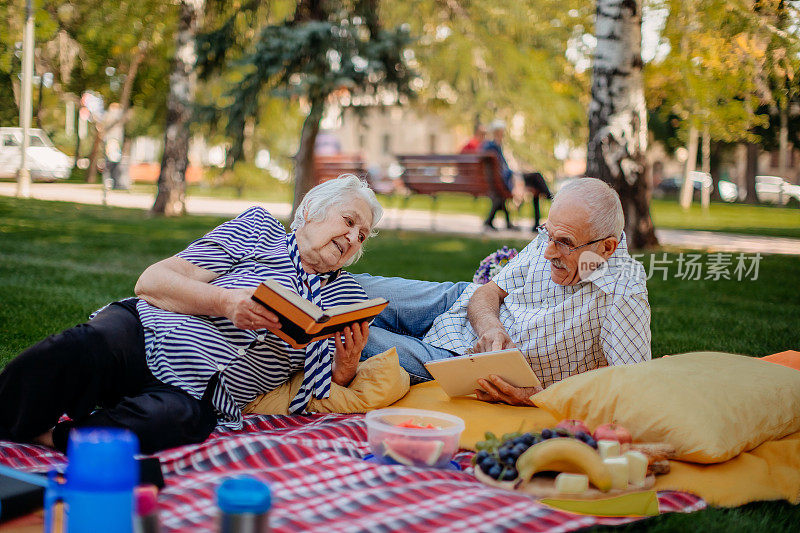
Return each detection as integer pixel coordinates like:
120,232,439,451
424,348,542,398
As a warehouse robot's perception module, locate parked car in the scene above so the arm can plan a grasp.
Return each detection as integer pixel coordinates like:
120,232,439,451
718,180,738,202
653,172,708,198
714,176,800,205
0,127,72,181
755,175,800,205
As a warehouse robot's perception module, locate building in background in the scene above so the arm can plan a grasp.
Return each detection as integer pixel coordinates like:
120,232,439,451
327,104,463,182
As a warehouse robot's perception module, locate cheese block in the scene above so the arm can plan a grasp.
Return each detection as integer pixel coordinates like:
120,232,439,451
603,456,629,490
597,440,621,460
625,450,648,488
554,473,589,495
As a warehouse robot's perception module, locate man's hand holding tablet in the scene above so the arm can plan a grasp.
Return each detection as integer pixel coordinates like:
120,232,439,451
424,349,542,406
475,374,542,406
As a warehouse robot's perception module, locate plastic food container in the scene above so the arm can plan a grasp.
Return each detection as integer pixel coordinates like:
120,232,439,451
365,408,465,468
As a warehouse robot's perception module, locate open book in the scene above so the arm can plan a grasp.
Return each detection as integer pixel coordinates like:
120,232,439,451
251,278,388,349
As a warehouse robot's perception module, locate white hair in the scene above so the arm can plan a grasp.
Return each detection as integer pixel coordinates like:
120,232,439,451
290,174,383,264
553,178,624,240
489,119,506,132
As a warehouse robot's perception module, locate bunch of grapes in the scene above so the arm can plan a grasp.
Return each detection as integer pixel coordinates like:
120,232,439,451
473,428,599,481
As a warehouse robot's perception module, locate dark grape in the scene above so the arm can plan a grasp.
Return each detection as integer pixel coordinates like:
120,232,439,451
554,427,570,438
541,428,553,439
476,450,490,462
501,468,518,481
480,455,496,470
586,438,598,449
574,431,590,442
512,443,528,456
522,433,536,446
488,464,502,479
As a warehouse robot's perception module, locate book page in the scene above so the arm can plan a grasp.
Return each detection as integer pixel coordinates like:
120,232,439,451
258,278,324,321
323,298,388,318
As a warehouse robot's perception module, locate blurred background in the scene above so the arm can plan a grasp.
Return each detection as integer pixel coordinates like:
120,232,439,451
1,0,798,235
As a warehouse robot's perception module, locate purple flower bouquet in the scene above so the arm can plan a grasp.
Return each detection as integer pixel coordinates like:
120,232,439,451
473,246,518,284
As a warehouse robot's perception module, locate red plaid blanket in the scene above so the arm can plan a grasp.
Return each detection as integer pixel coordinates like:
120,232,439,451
0,414,706,532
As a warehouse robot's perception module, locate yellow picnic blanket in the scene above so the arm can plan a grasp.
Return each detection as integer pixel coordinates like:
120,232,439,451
391,381,800,507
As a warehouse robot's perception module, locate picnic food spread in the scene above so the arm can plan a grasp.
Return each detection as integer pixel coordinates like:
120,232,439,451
473,419,676,499
365,408,465,468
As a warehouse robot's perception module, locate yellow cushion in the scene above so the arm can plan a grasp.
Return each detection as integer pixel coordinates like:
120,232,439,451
244,347,410,415
531,351,800,464
391,381,557,449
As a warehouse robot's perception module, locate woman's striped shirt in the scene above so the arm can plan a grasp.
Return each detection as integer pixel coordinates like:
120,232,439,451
135,206,369,429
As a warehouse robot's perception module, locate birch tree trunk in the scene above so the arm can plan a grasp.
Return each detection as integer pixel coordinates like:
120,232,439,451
679,125,698,209
744,142,759,204
152,0,204,216
586,0,657,249
700,125,711,208
86,125,103,183
778,104,788,180
290,97,325,220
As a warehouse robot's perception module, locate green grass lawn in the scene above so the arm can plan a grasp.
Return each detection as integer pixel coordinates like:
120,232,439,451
1,196,798,530
650,199,800,239
179,181,799,237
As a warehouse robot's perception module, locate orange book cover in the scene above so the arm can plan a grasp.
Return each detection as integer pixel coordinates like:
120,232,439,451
251,279,388,349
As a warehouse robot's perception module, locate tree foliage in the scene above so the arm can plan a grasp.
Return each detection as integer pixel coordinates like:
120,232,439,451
645,0,800,150
210,0,415,212
383,0,592,172
645,0,767,145
0,1,176,147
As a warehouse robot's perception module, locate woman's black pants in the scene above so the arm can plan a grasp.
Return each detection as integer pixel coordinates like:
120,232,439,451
0,300,217,454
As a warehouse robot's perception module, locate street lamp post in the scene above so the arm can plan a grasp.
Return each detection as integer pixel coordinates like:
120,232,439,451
17,0,34,198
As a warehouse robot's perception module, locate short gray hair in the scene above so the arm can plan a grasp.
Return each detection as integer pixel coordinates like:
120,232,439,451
489,119,506,132
553,178,624,240
291,174,383,264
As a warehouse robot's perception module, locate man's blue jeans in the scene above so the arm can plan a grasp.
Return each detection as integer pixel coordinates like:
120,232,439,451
354,274,470,383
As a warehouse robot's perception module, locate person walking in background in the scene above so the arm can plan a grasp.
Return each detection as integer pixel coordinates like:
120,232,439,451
522,171,553,231
481,120,516,231
460,123,487,154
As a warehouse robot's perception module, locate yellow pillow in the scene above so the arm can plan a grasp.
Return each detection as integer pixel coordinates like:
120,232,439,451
531,352,800,464
244,347,410,415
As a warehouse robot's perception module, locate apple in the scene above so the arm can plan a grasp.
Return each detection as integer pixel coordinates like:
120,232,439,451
592,423,632,444
555,419,591,436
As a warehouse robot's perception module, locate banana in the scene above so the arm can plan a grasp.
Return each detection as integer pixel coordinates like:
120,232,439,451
516,439,613,492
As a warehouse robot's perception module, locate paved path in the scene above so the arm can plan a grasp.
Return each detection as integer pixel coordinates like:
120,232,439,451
3,182,799,256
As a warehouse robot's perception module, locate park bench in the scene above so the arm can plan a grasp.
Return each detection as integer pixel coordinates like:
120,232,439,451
313,154,368,185
393,153,511,228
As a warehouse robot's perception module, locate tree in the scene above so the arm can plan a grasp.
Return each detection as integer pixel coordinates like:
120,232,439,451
382,0,592,173
586,0,657,248
754,0,800,184
152,0,205,216
646,0,767,208
1,0,175,178
220,0,415,215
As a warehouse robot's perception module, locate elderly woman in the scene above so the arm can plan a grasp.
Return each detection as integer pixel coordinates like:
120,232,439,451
0,175,383,453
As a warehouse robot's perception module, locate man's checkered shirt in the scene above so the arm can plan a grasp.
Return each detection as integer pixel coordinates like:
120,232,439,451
422,233,651,387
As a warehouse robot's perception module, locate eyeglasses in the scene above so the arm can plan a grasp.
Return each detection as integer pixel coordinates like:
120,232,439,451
537,226,611,256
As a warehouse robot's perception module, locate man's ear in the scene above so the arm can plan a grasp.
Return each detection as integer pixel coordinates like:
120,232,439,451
598,238,619,260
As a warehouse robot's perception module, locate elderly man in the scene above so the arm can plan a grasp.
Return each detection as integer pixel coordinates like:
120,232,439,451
355,178,650,406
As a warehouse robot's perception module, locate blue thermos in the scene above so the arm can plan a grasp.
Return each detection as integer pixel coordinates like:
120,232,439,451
217,476,271,533
45,427,139,533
